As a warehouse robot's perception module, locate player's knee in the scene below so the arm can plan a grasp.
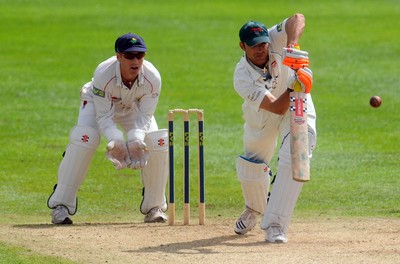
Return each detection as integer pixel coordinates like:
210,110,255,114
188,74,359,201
236,156,270,214
70,125,100,150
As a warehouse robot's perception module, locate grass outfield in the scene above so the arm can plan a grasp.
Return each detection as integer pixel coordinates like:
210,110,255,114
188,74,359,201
1,0,399,262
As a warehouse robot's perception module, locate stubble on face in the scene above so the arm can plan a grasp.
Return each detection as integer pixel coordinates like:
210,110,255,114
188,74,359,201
243,42,269,68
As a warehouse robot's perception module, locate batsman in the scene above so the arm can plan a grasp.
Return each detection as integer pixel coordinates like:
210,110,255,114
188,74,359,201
47,33,169,225
233,13,317,243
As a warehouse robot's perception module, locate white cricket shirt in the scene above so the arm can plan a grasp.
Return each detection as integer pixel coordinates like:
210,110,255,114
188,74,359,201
91,56,161,141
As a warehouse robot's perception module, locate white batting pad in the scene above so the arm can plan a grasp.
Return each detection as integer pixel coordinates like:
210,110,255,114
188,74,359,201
308,129,317,158
261,140,303,233
47,126,100,214
140,129,169,214
236,156,270,214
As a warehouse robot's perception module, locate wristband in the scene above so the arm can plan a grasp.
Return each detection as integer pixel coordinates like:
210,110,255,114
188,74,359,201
127,129,146,142
288,43,300,50
104,126,124,142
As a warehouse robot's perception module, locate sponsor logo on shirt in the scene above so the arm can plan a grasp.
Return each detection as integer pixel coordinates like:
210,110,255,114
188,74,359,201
248,90,262,101
93,87,105,97
277,23,282,32
110,96,121,102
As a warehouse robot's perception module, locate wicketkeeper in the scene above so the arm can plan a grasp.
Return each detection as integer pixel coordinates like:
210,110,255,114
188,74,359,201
233,14,317,243
47,33,169,224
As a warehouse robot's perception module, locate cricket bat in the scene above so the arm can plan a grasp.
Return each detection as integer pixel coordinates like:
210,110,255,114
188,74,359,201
289,81,310,182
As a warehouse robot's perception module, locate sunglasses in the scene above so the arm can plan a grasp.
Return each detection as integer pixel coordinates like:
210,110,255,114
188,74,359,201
122,52,145,60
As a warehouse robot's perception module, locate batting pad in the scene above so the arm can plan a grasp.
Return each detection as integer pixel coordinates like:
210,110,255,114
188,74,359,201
261,143,303,233
47,126,100,214
308,129,317,158
140,129,169,214
236,156,270,214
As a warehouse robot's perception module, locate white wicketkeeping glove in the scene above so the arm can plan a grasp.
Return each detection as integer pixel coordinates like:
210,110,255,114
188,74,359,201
105,140,131,170
127,139,150,169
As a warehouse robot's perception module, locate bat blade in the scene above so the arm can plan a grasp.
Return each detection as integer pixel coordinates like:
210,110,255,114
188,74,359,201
289,91,310,182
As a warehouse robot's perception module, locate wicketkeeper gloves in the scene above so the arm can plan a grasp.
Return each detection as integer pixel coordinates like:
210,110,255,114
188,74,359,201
127,139,150,169
126,129,150,169
105,140,131,170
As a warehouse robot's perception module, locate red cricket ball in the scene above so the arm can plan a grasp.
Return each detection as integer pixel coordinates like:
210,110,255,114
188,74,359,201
369,96,382,108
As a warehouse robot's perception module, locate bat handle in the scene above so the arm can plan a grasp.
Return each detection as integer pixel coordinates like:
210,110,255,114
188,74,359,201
293,80,302,92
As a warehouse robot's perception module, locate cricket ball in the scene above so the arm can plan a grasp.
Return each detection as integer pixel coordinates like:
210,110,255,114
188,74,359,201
369,96,382,108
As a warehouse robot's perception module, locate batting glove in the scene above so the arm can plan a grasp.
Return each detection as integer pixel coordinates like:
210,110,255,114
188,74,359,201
287,67,313,93
282,47,309,70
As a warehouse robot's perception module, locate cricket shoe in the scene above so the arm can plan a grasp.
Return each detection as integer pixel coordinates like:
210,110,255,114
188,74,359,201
234,207,258,235
52,205,73,225
144,207,168,223
265,224,288,243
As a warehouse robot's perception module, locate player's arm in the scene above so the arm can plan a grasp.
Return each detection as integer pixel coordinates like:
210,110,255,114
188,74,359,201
285,13,305,47
91,74,131,170
92,83,123,141
92,88,131,169
259,89,291,115
234,73,290,115
126,68,162,169
259,66,313,114
282,14,309,73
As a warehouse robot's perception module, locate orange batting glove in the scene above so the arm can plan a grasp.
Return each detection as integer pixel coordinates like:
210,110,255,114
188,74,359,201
296,67,313,93
282,46,310,70
287,67,313,93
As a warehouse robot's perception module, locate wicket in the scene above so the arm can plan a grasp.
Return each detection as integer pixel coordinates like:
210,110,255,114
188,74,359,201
168,109,205,225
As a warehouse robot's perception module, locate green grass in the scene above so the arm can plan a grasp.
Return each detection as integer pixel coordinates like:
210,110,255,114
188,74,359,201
1,0,400,262
0,241,77,264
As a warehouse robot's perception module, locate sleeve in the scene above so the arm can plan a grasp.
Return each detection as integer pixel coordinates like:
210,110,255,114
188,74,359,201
268,18,289,56
92,66,124,142
234,76,267,110
233,62,269,111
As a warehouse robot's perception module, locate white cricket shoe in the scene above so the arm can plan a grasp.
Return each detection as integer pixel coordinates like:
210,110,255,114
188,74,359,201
265,224,288,243
52,205,73,225
144,207,168,223
234,207,257,235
